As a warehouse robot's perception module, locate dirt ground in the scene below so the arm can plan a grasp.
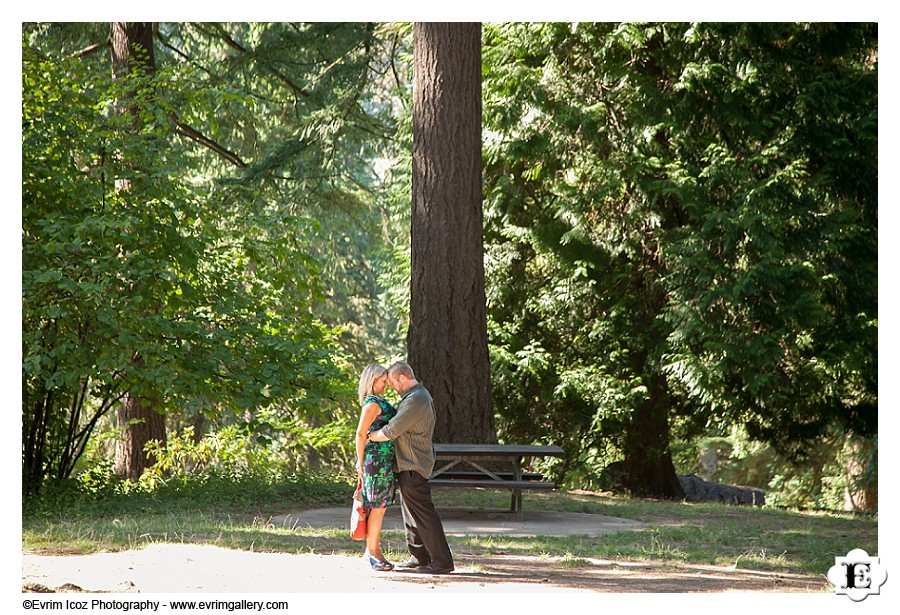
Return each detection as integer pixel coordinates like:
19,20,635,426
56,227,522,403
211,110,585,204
22,543,828,594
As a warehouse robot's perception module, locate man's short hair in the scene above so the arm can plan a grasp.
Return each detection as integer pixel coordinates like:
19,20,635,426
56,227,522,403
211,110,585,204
388,361,416,379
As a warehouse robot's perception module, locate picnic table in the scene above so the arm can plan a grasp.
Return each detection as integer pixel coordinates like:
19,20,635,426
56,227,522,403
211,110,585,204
428,443,564,520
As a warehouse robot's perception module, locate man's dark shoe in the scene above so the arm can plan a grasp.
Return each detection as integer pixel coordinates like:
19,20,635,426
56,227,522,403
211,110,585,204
397,557,429,569
417,563,454,574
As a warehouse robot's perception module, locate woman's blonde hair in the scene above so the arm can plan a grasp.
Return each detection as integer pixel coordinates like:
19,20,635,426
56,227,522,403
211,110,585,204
357,363,388,405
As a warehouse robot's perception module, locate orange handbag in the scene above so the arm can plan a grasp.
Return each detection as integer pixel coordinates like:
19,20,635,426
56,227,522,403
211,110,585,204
350,478,368,540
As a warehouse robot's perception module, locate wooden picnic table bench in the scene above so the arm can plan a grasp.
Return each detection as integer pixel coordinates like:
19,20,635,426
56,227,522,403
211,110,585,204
428,443,564,520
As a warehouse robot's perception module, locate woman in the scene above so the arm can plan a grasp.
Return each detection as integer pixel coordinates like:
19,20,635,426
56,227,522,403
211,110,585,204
355,363,397,571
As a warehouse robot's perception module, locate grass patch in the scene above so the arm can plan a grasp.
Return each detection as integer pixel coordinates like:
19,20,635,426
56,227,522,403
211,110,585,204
23,473,351,554
430,487,876,575
23,478,877,578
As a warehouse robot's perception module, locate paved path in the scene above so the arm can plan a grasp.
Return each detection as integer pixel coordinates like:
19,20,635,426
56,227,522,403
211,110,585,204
22,543,591,593
22,508,824,594
273,505,646,537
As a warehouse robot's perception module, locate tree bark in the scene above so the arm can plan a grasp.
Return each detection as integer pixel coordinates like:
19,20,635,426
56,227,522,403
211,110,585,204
618,261,685,499
843,434,877,512
110,22,167,478
620,370,685,499
111,22,154,72
114,394,165,480
409,22,495,443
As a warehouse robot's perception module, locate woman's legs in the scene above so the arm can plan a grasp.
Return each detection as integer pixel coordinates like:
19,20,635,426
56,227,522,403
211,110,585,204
365,506,389,561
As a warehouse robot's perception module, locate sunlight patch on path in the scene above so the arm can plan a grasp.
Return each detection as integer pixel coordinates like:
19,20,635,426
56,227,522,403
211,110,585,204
274,506,646,537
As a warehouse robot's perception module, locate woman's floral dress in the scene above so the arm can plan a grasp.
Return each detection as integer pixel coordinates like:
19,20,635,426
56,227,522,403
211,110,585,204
361,395,397,508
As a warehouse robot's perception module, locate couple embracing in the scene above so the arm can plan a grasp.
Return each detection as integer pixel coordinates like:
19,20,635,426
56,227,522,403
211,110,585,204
355,362,454,574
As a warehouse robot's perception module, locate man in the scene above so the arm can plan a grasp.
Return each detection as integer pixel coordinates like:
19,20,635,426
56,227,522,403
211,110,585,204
366,361,455,574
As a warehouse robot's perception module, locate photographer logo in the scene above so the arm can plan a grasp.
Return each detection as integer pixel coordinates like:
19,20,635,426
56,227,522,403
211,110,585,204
827,549,887,601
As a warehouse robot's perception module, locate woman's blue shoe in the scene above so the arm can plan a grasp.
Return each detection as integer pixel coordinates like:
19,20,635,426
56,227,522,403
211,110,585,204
366,552,394,571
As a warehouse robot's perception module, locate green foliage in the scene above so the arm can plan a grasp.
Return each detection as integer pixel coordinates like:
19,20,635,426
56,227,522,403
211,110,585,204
670,425,877,510
154,22,411,368
659,23,878,453
22,22,877,510
25,470,348,522
141,426,285,487
25,428,350,520
21,32,347,493
482,22,877,496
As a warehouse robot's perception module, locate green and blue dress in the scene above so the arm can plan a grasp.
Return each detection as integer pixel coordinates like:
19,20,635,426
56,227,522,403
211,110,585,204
361,395,397,508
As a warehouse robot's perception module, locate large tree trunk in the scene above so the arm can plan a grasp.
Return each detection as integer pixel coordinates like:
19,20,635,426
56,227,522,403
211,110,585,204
843,434,877,512
110,22,155,90
110,22,166,478
115,394,166,480
409,22,495,443
620,371,685,499
619,264,685,499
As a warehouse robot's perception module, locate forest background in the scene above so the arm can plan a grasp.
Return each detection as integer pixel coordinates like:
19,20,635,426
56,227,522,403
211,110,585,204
20,21,878,515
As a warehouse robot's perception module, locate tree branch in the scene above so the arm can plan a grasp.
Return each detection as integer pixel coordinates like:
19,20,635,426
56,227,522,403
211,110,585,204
155,28,213,78
209,23,311,100
73,41,109,58
169,115,247,168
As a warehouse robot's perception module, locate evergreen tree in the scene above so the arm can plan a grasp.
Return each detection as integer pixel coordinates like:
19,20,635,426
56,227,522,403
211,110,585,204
409,22,495,443
482,22,877,496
